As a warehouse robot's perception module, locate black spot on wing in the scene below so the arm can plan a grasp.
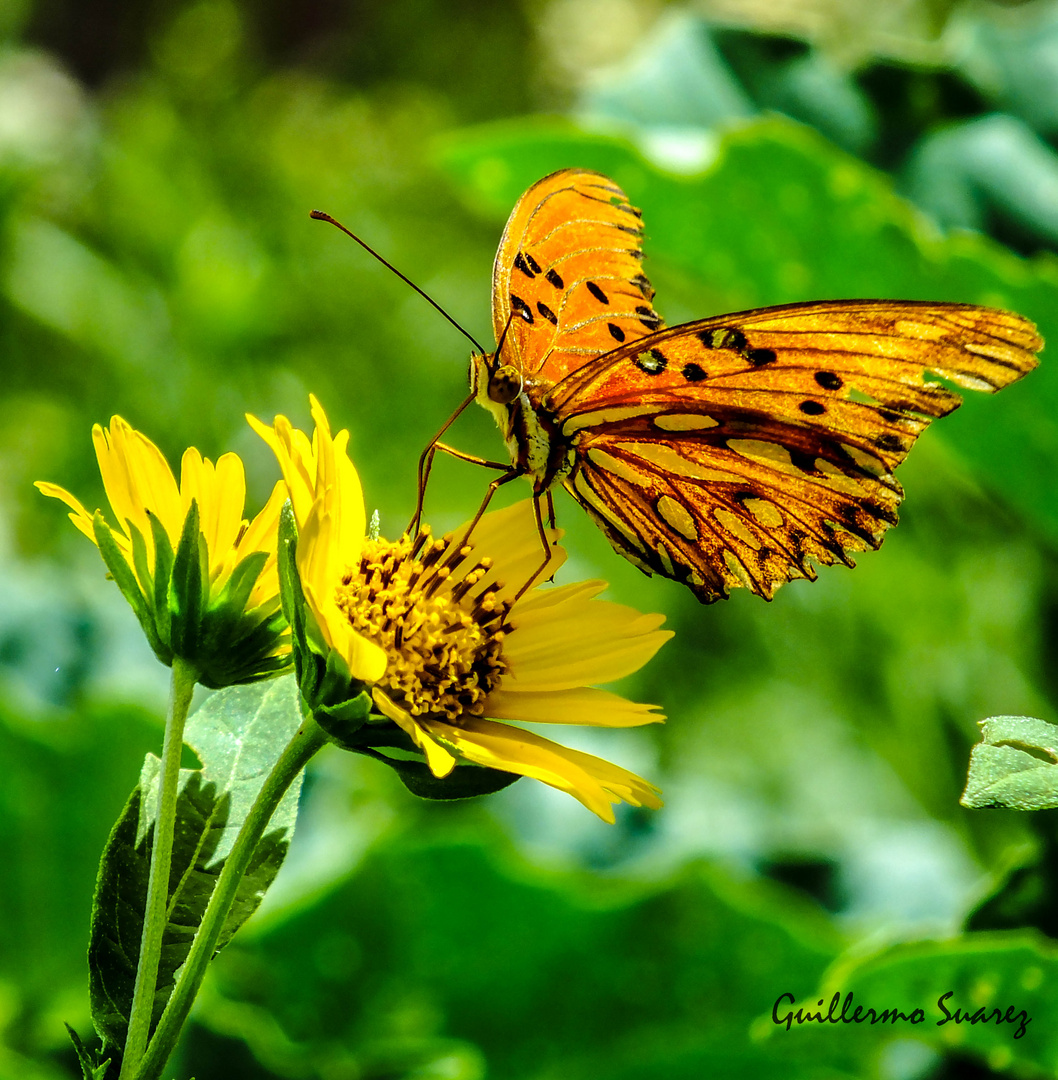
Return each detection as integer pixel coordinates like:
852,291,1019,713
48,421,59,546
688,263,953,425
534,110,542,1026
698,327,747,351
546,268,563,289
789,449,817,473
537,302,558,325
682,363,706,381
862,498,898,525
510,294,533,324
748,348,777,366
636,305,662,330
632,274,655,300
814,370,843,390
635,348,667,375
799,401,825,415
514,252,535,279
608,322,626,342
587,281,609,304
525,252,542,274
874,433,904,452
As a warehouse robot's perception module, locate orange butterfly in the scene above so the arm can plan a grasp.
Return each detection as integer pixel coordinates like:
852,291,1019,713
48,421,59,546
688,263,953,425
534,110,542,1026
436,169,1042,603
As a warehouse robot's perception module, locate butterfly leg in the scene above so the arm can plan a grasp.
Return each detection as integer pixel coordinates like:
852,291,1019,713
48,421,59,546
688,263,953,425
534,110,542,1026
412,440,509,537
513,492,557,601
442,466,525,566
433,444,509,471
410,391,480,535
545,489,556,529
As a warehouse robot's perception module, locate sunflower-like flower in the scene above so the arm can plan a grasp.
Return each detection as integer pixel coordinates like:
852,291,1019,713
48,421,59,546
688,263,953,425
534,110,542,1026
250,396,670,822
36,417,290,687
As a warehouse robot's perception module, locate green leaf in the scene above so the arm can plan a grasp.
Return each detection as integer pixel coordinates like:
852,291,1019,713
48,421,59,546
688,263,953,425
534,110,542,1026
92,511,165,661
359,747,521,800
962,715,1058,810
169,498,205,658
276,502,303,639
146,511,174,650
65,1022,111,1080
87,674,306,1055
785,932,1058,1073
217,550,269,621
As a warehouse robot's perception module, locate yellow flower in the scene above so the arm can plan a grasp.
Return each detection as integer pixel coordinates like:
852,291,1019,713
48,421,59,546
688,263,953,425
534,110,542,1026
36,416,290,686
251,396,671,822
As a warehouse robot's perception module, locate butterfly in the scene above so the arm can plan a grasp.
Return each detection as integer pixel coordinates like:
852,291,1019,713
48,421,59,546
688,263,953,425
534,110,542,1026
459,168,1042,603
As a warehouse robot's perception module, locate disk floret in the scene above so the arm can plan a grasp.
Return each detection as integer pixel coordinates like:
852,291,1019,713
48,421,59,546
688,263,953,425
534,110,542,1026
334,526,512,722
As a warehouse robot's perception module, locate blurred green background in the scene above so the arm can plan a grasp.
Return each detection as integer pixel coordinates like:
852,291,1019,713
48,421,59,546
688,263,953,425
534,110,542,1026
5,0,1058,1077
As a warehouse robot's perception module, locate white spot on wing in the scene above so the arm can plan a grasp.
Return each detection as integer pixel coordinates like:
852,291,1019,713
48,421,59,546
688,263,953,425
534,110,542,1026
653,414,719,431
586,447,655,487
743,498,783,529
715,508,761,550
562,405,657,436
657,495,698,540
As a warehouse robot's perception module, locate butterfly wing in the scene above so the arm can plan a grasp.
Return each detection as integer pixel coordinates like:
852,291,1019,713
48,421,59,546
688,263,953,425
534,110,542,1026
547,300,1041,601
491,169,664,381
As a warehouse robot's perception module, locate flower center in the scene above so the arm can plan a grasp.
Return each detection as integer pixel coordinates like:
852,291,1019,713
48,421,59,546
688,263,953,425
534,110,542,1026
334,529,512,722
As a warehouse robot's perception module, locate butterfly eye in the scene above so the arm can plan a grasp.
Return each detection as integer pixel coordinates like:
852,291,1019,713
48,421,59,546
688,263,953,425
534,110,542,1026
487,365,522,404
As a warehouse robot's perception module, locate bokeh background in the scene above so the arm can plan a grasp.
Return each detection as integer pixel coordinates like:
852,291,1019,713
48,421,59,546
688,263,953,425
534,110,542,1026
5,0,1058,1077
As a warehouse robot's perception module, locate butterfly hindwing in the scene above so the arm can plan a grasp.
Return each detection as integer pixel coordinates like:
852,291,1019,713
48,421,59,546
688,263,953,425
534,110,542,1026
546,300,1040,601
492,169,664,382
566,419,900,601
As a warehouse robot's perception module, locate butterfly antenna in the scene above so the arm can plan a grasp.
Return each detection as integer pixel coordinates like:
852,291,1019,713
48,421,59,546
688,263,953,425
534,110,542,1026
310,210,486,354
494,309,517,363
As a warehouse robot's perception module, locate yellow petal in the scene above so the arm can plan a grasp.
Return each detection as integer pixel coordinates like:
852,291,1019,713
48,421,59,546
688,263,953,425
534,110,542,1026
239,480,286,609
298,489,385,680
193,450,247,560
250,398,367,614
237,480,285,561
451,499,566,603
253,397,381,679
372,688,456,777
99,417,183,544
483,686,664,727
309,398,364,584
303,577,388,682
247,411,317,528
504,582,672,691
34,481,99,545
420,715,662,823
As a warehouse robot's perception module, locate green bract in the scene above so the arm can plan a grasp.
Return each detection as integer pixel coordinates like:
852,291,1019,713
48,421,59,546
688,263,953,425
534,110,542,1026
93,499,290,688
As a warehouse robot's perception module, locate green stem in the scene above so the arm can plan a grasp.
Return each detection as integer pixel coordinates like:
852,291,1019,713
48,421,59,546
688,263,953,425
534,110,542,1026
132,712,328,1080
119,657,198,1080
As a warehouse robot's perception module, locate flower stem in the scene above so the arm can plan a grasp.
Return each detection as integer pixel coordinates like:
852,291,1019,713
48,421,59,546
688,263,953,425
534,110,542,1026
132,712,328,1080
119,657,198,1080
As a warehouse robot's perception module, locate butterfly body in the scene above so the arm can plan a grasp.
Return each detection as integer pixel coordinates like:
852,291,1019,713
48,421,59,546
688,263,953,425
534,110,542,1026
470,353,569,489
471,168,1042,603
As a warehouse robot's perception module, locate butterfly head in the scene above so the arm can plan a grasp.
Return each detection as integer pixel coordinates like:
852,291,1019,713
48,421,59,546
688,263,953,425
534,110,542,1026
469,352,523,407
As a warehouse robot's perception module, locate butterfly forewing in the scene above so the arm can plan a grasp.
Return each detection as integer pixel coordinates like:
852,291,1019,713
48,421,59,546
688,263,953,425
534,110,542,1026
548,300,1041,602
492,169,664,380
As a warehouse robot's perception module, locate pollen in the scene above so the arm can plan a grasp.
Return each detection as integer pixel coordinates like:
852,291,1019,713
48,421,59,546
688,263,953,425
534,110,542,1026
334,527,512,722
